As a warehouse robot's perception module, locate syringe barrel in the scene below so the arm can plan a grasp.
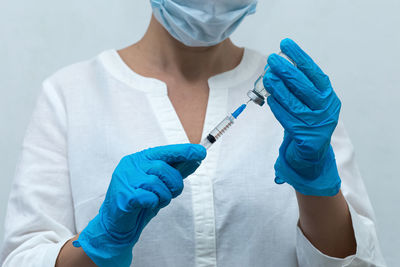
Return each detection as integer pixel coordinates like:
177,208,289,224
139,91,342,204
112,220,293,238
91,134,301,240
200,115,235,150
200,137,213,150
174,105,245,176
173,116,235,176
210,115,235,140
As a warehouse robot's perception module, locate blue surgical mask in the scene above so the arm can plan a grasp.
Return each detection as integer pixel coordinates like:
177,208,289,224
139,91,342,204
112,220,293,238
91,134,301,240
150,0,258,47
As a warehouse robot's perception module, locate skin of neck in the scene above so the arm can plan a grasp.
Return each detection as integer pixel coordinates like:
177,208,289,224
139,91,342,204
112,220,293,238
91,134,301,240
119,15,244,82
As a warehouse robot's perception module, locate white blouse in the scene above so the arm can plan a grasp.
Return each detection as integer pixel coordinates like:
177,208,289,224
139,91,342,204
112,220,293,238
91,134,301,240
0,48,386,266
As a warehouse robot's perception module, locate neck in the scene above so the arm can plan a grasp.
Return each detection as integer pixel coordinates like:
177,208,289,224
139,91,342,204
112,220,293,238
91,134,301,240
120,16,244,82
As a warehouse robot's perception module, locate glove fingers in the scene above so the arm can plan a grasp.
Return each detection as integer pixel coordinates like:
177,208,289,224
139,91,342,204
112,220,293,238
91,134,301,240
279,38,332,91
263,71,311,116
267,53,325,110
143,144,207,164
128,188,160,210
144,160,184,198
171,160,202,179
113,189,161,235
136,175,173,209
267,95,299,135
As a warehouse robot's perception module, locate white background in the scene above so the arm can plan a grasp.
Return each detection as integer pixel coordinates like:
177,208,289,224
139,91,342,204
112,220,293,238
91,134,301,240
0,0,399,265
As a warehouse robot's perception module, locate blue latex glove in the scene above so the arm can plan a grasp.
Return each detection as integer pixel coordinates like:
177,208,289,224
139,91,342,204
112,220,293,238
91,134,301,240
73,144,207,267
263,38,342,196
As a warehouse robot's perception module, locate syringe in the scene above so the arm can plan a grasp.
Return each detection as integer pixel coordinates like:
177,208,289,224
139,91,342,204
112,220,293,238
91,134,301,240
200,103,247,149
173,51,295,177
172,103,247,177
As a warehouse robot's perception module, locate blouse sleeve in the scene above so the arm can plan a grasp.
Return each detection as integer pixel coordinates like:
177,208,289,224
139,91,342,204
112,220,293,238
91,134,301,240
0,80,76,266
295,121,387,267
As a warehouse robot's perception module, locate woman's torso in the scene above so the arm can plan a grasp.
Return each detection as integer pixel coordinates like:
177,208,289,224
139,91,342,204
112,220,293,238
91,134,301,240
63,48,299,267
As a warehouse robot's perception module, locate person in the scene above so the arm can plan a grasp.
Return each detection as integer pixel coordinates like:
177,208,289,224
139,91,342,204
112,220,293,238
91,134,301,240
0,0,386,266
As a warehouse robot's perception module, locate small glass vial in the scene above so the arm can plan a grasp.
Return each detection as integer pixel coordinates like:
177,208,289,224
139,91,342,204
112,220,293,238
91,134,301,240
247,51,296,106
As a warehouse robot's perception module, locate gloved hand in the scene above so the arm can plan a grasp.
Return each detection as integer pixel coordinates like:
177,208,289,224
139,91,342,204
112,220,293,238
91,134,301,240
73,144,207,267
263,38,342,196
